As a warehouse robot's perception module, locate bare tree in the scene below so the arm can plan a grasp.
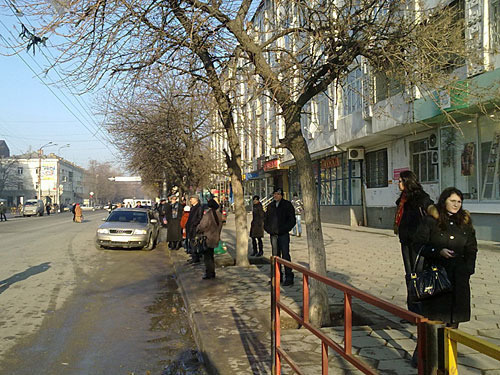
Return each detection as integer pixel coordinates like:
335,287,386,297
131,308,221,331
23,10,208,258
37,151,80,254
0,156,21,198
8,0,477,325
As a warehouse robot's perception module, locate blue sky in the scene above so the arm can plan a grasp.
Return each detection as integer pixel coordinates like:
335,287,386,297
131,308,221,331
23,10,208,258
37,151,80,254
0,15,121,169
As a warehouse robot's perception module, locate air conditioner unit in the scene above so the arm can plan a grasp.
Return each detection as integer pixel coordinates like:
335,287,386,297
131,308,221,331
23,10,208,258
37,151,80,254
431,150,439,164
348,148,365,160
429,133,438,149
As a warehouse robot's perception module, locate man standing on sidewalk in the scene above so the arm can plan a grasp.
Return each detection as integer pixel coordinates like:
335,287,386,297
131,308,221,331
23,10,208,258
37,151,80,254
186,195,203,263
264,188,296,286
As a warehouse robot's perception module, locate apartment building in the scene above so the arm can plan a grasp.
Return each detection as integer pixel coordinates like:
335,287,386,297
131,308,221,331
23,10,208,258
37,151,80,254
211,0,500,241
0,151,87,207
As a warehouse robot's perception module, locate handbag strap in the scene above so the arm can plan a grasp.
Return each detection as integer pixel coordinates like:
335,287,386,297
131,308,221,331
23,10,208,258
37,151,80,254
412,245,426,274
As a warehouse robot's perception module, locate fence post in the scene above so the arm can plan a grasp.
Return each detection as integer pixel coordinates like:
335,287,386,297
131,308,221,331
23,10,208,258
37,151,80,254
424,321,446,375
444,328,458,375
271,256,276,374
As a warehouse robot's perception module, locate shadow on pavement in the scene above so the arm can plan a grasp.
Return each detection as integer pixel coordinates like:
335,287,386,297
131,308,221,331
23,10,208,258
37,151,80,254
0,262,51,295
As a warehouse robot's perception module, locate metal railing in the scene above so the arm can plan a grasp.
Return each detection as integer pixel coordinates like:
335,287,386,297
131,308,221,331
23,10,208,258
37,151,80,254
271,256,429,375
444,327,500,374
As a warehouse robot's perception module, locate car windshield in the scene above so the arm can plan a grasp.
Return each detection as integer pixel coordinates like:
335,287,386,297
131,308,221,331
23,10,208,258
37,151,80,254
24,201,36,206
107,211,148,224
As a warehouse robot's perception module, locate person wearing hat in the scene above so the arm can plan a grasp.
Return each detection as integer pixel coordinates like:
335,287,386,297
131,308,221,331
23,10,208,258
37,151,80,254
186,195,203,263
264,187,296,286
196,198,223,279
165,195,184,250
250,195,265,256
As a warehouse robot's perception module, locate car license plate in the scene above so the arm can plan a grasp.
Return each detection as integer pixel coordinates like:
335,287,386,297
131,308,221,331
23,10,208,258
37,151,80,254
110,236,130,242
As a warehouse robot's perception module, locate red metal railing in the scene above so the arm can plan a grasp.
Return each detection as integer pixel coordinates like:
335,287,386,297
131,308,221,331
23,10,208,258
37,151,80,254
272,256,428,375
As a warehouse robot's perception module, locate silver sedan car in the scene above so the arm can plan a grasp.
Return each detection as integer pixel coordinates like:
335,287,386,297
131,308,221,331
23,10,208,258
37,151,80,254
95,208,159,250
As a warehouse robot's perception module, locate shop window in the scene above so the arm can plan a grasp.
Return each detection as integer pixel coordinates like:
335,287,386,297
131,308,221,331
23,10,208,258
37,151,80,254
319,155,361,205
410,137,439,183
479,115,500,200
440,121,478,200
365,149,388,188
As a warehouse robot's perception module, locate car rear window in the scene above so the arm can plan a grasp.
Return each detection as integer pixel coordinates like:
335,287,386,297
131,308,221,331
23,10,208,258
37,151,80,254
107,211,148,223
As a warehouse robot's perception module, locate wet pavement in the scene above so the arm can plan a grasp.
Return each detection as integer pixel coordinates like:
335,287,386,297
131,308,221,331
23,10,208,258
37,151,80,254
0,213,207,374
169,214,500,375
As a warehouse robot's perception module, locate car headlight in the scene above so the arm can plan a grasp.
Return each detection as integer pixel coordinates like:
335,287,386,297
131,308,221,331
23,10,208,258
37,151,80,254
97,228,109,234
134,229,147,235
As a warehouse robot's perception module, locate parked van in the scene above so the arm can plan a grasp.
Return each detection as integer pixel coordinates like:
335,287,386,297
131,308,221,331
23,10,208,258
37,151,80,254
23,199,44,217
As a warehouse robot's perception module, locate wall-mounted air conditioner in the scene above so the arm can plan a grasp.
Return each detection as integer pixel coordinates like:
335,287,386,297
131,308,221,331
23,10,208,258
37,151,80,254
429,133,438,149
348,148,365,160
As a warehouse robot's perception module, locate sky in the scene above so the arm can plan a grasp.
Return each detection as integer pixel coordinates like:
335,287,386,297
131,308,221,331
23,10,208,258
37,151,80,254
0,13,121,169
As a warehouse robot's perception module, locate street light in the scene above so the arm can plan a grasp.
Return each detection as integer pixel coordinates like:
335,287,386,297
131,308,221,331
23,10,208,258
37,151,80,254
38,142,57,200
56,144,70,206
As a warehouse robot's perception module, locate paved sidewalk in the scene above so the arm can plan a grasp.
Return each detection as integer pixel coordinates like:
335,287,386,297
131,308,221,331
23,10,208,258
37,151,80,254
168,215,500,375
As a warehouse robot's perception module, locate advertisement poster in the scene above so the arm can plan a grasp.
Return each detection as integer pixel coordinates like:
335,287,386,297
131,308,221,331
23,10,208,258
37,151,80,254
41,165,56,181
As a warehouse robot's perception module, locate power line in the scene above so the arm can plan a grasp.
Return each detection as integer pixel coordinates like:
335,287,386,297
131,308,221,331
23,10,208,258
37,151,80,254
0,23,120,159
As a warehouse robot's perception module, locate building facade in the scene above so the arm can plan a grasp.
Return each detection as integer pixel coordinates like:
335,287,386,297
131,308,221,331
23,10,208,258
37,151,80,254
210,0,500,241
0,151,87,207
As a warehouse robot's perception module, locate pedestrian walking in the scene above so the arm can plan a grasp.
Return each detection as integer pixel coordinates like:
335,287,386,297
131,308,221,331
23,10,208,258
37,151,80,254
0,202,7,221
46,202,51,216
74,203,83,223
185,195,203,263
394,170,433,315
250,195,264,257
291,193,303,237
196,198,223,280
264,187,296,286
70,203,76,221
166,195,183,250
157,198,168,243
414,187,478,328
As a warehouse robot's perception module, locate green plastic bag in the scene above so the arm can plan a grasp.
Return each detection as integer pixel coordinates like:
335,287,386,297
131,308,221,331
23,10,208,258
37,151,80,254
214,241,227,254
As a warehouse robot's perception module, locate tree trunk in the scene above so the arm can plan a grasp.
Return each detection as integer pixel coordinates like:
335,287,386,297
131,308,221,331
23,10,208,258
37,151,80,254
228,165,249,266
288,128,331,326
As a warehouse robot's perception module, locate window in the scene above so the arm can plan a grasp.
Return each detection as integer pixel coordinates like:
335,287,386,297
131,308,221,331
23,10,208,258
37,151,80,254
478,115,500,200
491,0,500,49
68,171,73,182
17,167,23,175
441,122,478,199
17,182,23,190
410,137,439,183
319,154,361,205
341,68,362,116
301,101,312,139
366,149,388,188
317,92,330,130
375,72,403,103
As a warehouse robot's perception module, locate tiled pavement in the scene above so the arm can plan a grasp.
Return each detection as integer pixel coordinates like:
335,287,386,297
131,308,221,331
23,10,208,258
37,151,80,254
169,216,500,374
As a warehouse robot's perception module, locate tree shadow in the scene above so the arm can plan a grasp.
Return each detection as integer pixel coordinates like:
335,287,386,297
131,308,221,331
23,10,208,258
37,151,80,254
0,262,51,295
230,306,271,375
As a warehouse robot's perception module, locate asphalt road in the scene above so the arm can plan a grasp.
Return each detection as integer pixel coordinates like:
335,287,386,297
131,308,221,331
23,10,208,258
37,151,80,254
0,211,202,374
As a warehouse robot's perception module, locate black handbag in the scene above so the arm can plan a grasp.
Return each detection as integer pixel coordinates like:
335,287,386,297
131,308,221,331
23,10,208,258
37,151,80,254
408,246,452,301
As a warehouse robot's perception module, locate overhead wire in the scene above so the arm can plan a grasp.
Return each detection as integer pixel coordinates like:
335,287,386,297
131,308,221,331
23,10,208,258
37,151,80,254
0,13,118,159
0,23,120,159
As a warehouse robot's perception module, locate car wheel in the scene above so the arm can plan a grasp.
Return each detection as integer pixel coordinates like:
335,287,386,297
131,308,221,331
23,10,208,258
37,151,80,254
145,235,155,251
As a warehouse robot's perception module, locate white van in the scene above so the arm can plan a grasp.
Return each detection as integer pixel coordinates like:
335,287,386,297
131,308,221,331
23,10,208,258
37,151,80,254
23,199,45,217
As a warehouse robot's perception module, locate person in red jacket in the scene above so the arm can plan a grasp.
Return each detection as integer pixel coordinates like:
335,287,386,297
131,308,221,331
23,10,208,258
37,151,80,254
180,205,190,252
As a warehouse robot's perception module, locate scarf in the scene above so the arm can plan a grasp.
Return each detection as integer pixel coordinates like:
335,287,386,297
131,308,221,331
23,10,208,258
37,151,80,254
394,191,407,234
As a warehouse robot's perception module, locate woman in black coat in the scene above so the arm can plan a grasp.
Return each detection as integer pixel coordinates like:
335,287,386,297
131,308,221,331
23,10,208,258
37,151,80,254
413,187,478,327
250,195,265,257
394,170,433,313
165,195,184,250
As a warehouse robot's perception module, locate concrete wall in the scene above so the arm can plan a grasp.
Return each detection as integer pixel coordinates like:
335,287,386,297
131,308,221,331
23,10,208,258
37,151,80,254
470,214,500,243
320,205,364,226
366,206,396,230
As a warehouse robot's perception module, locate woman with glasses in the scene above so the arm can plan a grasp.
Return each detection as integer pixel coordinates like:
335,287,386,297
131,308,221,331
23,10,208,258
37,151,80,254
414,187,478,328
395,170,433,314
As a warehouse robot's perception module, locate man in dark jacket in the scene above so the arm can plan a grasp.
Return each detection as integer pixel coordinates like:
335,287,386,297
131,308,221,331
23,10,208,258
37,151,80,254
185,195,203,263
264,187,296,286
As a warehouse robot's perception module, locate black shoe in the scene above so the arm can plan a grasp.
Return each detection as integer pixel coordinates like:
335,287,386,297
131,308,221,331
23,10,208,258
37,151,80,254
251,251,257,257
283,279,294,286
202,274,215,279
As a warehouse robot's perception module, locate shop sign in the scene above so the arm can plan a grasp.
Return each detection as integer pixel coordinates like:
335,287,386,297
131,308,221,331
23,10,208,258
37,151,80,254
393,168,409,181
245,172,259,180
263,159,279,171
321,157,341,169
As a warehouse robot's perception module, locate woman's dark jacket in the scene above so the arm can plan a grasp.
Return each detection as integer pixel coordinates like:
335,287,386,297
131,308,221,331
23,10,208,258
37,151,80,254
250,202,265,238
264,199,296,236
165,202,184,242
185,203,203,239
413,205,478,324
396,190,433,245
157,203,168,227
